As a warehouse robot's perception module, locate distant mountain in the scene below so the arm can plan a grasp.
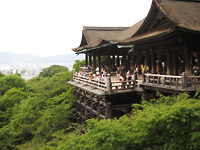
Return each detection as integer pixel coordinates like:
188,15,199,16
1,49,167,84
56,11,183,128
0,52,84,64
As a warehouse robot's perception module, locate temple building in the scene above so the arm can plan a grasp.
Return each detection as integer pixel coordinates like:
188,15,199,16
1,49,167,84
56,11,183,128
69,0,200,122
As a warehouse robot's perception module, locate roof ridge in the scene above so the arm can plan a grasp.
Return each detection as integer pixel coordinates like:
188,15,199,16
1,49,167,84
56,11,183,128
83,26,129,31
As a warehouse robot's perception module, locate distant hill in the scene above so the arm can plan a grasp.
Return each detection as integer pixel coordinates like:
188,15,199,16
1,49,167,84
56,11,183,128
0,52,84,64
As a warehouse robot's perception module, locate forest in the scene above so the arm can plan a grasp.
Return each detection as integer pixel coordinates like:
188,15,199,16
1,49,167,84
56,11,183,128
0,61,200,150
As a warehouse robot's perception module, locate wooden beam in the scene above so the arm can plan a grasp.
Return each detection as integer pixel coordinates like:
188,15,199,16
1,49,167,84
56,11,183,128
85,53,88,66
184,46,191,75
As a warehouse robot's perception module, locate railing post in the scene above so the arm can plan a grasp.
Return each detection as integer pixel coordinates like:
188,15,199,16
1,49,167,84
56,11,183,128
106,73,112,94
182,72,187,89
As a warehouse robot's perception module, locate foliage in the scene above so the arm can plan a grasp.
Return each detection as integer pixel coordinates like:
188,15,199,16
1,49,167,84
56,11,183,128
71,93,200,150
73,60,86,72
38,65,69,78
0,74,31,95
0,88,27,128
0,65,75,149
71,116,136,150
1,64,200,150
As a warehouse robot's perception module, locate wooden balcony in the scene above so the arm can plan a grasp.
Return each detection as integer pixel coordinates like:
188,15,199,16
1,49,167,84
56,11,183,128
69,73,143,96
69,72,200,96
142,73,200,92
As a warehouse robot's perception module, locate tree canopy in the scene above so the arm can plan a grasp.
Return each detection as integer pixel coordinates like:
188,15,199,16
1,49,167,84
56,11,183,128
1,64,200,150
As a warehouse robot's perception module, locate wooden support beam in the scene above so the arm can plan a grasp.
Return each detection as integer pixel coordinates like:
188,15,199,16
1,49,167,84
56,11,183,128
85,53,88,66
97,97,100,118
184,46,191,75
150,49,156,73
172,51,177,75
112,55,115,71
83,92,88,120
98,55,101,69
90,94,94,118
167,50,173,75
89,53,92,66
105,101,111,119
93,53,96,72
117,55,120,67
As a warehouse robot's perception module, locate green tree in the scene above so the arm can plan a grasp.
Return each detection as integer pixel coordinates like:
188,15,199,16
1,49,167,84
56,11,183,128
0,74,30,95
73,60,85,72
0,88,27,128
38,65,69,78
71,93,200,150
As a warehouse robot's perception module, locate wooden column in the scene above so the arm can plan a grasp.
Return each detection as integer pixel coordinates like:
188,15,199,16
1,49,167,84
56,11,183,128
105,101,111,118
150,49,156,73
84,92,88,120
184,47,191,75
167,50,173,75
172,51,177,75
122,55,126,70
89,53,92,66
90,94,94,118
97,97,100,118
85,53,88,66
98,55,101,69
117,55,120,67
93,53,96,72
112,55,115,71
132,53,135,71
128,54,130,70
107,55,111,72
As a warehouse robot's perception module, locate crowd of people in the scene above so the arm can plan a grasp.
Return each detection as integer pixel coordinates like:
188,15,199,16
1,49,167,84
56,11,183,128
77,66,107,82
76,64,150,85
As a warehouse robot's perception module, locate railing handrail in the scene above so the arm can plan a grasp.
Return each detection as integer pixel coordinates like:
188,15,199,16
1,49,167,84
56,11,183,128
73,74,107,91
145,73,182,78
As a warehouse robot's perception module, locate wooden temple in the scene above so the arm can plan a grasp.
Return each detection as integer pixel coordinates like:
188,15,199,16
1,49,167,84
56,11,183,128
69,0,200,122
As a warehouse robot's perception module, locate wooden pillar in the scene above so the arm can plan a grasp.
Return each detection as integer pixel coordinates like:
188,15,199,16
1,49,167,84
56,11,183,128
105,101,111,118
98,55,101,69
117,55,120,67
167,50,173,75
122,55,126,70
112,55,115,71
184,47,191,75
150,49,156,73
90,94,94,118
85,53,88,66
93,53,96,72
172,51,177,75
132,53,135,71
84,92,88,120
89,53,92,66
97,97,100,118
107,55,111,72
128,54,130,70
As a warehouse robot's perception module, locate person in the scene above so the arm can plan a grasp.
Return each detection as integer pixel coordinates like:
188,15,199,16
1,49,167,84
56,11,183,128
116,67,120,79
194,65,200,76
127,70,132,86
102,69,107,81
134,66,138,80
119,73,126,88
141,64,145,75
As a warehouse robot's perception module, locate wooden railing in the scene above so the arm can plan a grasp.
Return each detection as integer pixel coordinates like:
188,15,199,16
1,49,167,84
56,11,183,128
73,74,107,91
144,74,183,88
144,73,200,90
73,73,141,93
187,76,200,89
111,80,141,93
73,72,200,93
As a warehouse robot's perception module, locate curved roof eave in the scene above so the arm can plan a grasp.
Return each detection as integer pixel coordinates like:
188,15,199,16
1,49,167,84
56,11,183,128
155,0,200,31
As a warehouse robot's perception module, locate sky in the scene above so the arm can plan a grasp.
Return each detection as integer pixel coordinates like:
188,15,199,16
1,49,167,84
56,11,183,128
0,0,152,57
